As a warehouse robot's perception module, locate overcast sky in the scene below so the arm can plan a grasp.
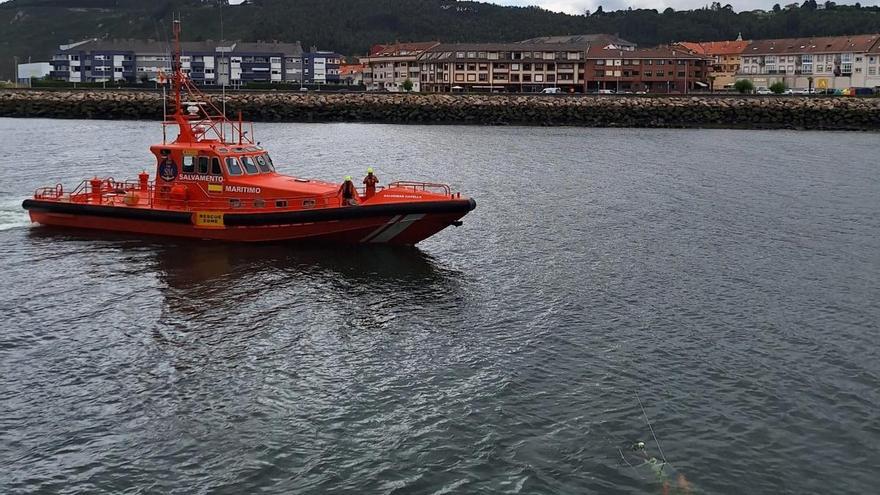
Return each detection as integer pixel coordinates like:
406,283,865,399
493,0,876,14
1,0,875,14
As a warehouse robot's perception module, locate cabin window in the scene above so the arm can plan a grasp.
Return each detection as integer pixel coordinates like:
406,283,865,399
262,153,275,172
253,199,265,208
225,157,243,176
182,155,195,173
241,156,259,174
275,200,288,208
255,155,272,173
198,156,209,174
211,158,222,175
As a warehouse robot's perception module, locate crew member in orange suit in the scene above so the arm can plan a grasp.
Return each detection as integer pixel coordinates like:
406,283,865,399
363,167,379,199
340,176,358,206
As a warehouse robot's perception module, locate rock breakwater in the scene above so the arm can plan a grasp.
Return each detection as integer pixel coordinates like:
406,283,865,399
1,90,878,130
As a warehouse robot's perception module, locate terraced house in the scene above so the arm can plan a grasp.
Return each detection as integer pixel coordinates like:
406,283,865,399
49,38,305,85
737,34,880,91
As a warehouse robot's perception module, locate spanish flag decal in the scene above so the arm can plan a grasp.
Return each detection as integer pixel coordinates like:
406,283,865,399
208,184,223,193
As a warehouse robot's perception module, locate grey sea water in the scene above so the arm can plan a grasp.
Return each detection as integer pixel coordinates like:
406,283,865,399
1,118,878,494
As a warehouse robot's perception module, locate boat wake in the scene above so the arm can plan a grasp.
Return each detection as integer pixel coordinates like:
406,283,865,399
0,195,29,231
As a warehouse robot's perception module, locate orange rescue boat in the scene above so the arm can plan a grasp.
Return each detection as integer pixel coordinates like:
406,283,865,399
22,21,475,246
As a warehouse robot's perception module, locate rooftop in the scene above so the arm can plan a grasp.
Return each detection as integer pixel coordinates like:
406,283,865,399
367,41,440,57
58,39,303,55
587,46,707,60
745,34,880,54
676,40,751,56
520,34,636,47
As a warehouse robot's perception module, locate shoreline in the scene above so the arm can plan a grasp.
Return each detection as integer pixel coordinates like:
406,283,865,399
2,90,879,131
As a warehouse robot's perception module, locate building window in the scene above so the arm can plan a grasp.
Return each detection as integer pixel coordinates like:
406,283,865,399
467,74,476,82
467,64,476,71
511,74,520,82
523,74,531,82
523,63,531,70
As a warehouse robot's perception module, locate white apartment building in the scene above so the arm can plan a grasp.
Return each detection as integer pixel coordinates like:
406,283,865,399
738,34,880,90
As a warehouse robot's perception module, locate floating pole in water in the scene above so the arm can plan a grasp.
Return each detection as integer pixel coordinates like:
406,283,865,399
636,391,668,466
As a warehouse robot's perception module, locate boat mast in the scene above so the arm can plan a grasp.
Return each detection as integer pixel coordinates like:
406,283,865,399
171,16,196,143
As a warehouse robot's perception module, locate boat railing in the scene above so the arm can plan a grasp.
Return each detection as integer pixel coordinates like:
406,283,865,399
34,184,65,200
388,181,452,196
36,177,455,212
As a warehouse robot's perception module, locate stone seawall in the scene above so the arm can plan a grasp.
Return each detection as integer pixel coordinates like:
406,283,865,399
1,90,879,130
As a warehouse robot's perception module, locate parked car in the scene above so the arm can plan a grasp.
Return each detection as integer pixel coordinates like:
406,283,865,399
540,87,562,94
842,87,876,96
597,89,615,94
755,86,772,95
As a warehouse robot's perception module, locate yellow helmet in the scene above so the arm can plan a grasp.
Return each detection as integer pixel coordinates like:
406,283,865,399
344,175,353,181
367,167,374,174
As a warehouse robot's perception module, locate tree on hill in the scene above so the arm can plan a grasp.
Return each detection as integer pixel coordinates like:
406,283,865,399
3,0,880,79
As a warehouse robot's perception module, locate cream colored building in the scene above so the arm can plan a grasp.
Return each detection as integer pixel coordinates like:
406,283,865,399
418,42,594,93
360,42,439,92
738,34,880,91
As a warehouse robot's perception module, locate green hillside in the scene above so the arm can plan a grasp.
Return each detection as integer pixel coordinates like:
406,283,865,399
2,0,880,79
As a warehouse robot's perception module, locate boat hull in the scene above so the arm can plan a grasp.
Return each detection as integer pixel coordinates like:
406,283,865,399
22,199,476,245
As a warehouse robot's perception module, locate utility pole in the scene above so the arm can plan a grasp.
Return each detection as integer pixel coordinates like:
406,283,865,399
13,56,19,87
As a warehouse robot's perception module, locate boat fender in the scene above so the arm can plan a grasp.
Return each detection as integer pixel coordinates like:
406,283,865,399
451,220,463,227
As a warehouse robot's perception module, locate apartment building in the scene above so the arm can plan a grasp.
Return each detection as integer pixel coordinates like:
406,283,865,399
302,51,343,85
675,36,750,90
418,42,595,93
584,47,711,93
49,38,305,85
360,42,440,92
416,42,707,94
737,34,880,90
